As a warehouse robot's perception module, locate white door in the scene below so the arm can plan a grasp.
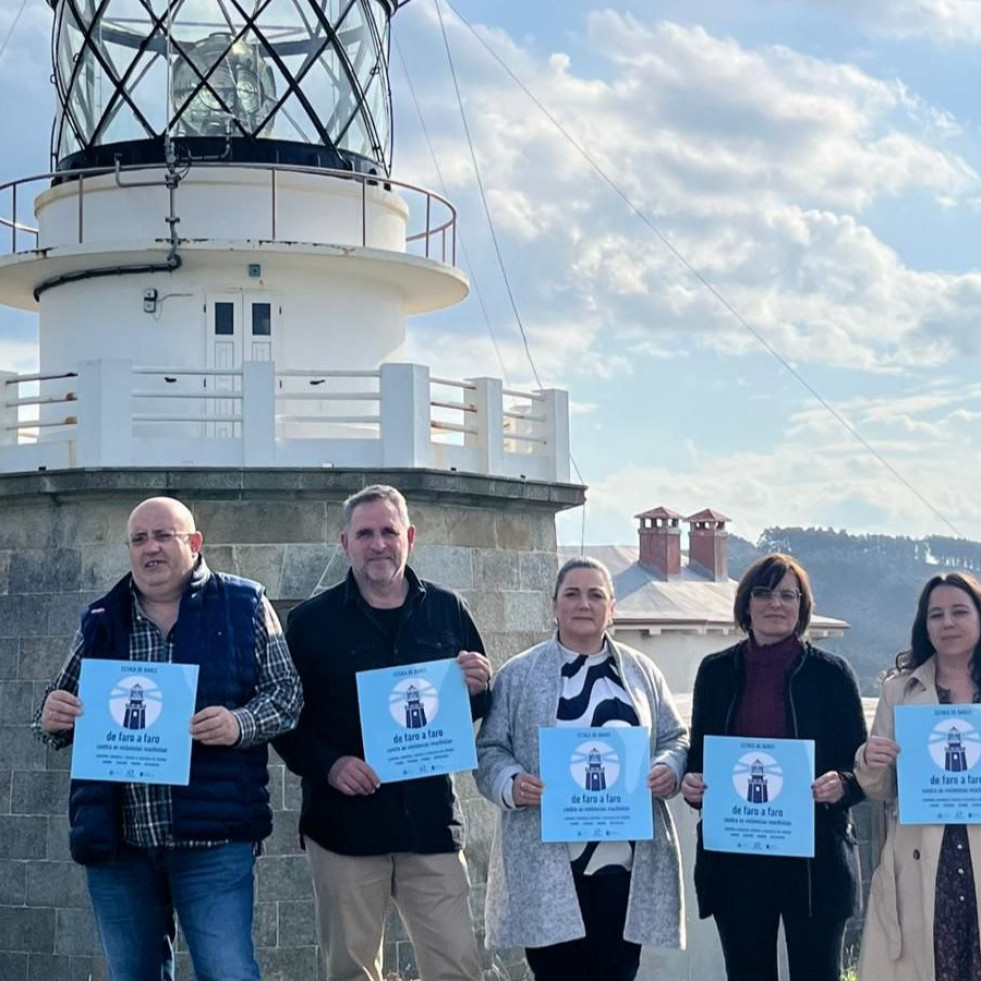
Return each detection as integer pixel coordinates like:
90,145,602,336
247,295,276,362
206,294,243,439
205,293,279,437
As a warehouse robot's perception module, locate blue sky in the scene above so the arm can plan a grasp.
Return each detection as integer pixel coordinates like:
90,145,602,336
4,0,981,548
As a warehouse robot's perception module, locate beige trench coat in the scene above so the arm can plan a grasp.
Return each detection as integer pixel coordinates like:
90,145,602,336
857,656,981,981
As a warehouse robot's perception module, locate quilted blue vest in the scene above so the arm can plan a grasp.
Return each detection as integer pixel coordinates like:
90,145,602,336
68,561,272,864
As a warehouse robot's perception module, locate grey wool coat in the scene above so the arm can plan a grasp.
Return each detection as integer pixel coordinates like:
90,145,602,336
475,634,689,950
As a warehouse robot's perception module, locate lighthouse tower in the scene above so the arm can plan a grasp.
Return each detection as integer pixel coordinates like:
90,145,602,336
0,2,581,974
0,0,571,478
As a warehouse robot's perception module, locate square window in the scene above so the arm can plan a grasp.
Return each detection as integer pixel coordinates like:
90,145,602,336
214,302,234,335
252,302,272,336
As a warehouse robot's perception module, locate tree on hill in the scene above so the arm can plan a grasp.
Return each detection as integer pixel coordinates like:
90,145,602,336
728,526,980,694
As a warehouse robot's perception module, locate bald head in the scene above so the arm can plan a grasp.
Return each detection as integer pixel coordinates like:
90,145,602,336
127,497,203,603
128,497,196,537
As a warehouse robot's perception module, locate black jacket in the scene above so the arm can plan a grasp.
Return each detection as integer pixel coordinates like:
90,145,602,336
686,641,868,920
274,566,489,856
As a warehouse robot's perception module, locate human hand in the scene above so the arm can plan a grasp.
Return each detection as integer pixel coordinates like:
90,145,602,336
648,763,678,799
512,772,545,808
681,772,706,805
41,690,83,733
457,650,492,695
328,756,381,796
190,706,241,746
812,770,845,804
863,735,900,770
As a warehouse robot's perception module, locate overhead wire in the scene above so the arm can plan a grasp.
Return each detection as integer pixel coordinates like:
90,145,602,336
443,0,963,540
0,0,31,67
432,0,589,550
432,0,544,392
392,33,511,386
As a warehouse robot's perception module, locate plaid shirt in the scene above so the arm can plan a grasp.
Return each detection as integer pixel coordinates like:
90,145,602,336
34,562,301,848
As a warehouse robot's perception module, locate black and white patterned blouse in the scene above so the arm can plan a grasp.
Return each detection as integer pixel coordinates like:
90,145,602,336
557,638,640,876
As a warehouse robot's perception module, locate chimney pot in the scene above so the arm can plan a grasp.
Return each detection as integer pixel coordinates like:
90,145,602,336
635,506,682,577
684,508,730,581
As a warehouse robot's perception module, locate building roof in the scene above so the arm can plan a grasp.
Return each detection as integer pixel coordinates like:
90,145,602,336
558,544,847,636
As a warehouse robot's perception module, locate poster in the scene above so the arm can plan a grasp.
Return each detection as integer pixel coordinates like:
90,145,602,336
896,703,981,824
71,659,199,785
539,726,653,843
702,735,815,857
356,658,477,782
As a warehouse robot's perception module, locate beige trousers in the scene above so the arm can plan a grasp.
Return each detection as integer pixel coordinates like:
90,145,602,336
304,838,483,981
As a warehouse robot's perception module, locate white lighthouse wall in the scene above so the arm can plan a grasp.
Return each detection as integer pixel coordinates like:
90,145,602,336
35,169,410,252
35,255,406,437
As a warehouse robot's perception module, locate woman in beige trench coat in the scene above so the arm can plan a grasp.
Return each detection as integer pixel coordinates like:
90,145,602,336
857,572,981,981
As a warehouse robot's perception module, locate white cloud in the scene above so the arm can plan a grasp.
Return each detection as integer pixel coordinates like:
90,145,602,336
572,383,981,546
833,0,981,45
0,337,39,374
396,8,981,385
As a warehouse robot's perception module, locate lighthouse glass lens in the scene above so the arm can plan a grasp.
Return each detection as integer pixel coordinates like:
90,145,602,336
51,0,397,172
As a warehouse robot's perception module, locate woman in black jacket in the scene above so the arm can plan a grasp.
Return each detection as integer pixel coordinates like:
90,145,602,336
681,554,867,981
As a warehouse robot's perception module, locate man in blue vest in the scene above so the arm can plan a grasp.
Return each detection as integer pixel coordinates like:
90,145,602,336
276,484,491,981
35,496,302,980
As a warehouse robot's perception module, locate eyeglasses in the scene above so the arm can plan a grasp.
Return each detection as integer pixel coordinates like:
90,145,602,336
750,586,801,604
127,530,194,548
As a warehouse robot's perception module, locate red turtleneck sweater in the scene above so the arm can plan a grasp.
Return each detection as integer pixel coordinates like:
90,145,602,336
731,633,803,738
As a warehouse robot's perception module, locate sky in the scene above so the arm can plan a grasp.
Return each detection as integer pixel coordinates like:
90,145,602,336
3,0,981,548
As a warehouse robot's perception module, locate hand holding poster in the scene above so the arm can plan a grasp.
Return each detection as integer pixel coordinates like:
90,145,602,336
71,659,199,785
702,735,815,857
356,658,478,783
538,726,653,843
895,703,981,824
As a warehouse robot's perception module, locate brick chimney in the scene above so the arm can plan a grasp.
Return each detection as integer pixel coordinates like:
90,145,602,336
685,508,730,581
635,506,683,577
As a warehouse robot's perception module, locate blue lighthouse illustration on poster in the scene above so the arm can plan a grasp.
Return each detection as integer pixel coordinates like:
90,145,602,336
403,684,428,729
539,727,653,843
121,682,147,730
71,659,199,785
583,746,608,791
895,704,981,824
945,725,968,772
702,735,815,857
745,757,770,803
357,658,477,783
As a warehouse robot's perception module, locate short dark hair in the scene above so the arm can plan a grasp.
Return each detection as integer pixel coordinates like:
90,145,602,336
733,553,813,636
895,572,981,691
553,557,614,600
342,485,410,528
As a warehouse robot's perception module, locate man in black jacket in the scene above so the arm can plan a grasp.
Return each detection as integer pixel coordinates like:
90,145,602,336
275,485,491,981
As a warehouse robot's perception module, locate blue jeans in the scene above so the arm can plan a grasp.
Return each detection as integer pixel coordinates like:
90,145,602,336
85,842,261,981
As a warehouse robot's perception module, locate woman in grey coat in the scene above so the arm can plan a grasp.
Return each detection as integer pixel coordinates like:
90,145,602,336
476,557,688,981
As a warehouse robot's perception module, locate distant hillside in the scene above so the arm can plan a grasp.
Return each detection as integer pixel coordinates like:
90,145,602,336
727,528,981,694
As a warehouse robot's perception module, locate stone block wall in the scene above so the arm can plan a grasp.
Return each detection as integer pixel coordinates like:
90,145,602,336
0,468,582,980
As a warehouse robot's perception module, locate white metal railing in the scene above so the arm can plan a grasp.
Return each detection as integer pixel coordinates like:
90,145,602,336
131,366,243,427
275,369,381,427
1,371,78,445
430,377,478,440
0,161,457,264
0,361,570,482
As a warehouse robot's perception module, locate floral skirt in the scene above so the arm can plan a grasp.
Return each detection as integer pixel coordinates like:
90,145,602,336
935,823,981,981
